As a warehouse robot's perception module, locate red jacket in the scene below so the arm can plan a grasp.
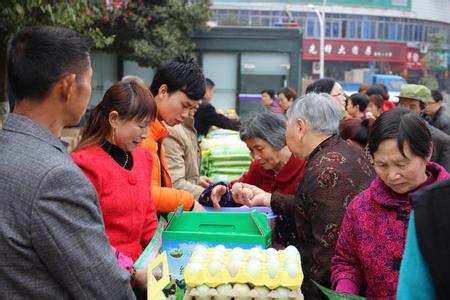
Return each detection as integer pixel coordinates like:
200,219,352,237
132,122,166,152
230,153,305,194
331,162,449,299
72,146,158,262
231,154,306,247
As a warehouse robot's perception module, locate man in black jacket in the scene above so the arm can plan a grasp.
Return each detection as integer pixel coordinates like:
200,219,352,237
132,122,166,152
194,78,240,136
398,84,450,171
423,90,450,135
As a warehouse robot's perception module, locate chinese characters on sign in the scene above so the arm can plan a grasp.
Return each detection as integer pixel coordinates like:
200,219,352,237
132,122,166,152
303,39,407,63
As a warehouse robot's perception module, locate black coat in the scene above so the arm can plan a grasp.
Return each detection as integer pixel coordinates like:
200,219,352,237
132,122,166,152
194,101,240,136
428,106,450,135
427,123,450,172
411,179,450,300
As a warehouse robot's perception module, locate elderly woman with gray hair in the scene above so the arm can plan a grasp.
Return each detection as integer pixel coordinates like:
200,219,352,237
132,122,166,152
198,111,307,248
235,93,375,299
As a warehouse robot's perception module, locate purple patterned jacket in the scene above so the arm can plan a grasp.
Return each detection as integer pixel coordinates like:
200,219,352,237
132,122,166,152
271,134,375,299
331,162,450,299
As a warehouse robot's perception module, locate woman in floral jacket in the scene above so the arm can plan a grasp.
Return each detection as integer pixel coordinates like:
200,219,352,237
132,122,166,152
234,93,375,299
331,108,450,299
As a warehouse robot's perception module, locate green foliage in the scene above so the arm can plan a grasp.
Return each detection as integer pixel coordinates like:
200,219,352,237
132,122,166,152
419,74,439,91
424,33,447,71
94,0,212,67
0,0,113,46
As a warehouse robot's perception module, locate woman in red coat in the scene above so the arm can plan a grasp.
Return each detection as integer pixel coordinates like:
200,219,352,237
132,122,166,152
72,80,159,289
331,108,450,299
199,112,306,247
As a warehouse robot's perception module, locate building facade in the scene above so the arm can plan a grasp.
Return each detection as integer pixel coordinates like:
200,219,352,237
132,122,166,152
211,0,450,83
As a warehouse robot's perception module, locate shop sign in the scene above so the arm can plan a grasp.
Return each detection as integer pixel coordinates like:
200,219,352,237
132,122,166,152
303,39,407,63
406,48,424,70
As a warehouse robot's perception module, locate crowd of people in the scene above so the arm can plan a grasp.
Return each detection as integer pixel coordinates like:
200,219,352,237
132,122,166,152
1,25,450,300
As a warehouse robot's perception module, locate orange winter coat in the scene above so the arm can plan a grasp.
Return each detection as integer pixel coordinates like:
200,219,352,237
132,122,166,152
141,119,194,213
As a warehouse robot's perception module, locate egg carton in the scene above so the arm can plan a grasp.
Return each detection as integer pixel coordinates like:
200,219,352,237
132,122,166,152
184,246,303,290
183,285,304,299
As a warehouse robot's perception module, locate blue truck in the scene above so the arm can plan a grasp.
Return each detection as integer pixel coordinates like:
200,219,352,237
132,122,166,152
341,74,407,102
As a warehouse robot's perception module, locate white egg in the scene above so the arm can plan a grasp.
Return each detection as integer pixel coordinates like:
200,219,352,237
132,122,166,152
214,244,226,253
254,286,270,297
194,244,208,256
266,248,279,260
216,283,233,296
210,253,223,263
284,253,300,266
284,245,300,257
248,247,262,261
208,260,222,276
196,284,210,296
188,262,202,275
189,254,204,264
247,259,260,277
276,286,291,299
227,259,241,277
285,263,299,278
233,283,250,296
266,259,280,278
231,182,243,193
231,247,244,259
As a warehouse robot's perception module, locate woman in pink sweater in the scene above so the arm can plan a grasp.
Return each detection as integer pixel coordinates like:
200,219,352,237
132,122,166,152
331,108,450,299
72,79,158,289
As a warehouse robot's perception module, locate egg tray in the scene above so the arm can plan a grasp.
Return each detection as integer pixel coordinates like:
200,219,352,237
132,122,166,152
183,286,304,299
184,249,303,290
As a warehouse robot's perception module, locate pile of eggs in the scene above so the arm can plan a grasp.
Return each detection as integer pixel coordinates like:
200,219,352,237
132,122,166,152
186,244,302,296
193,283,295,299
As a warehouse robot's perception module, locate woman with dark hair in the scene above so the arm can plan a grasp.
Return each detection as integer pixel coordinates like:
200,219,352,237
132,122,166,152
366,94,384,119
331,108,450,299
306,78,347,115
199,111,307,248
346,93,368,119
72,80,159,289
339,118,370,150
277,87,297,112
366,84,396,111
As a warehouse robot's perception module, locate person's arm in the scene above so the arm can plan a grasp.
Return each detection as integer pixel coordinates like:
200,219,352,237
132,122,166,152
397,212,437,300
203,104,240,131
31,165,135,299
330,199,365,295
164,128,204,199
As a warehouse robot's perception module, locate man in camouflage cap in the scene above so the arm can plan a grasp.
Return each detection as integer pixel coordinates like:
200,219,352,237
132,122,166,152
398,84,450,171
398,84,432,114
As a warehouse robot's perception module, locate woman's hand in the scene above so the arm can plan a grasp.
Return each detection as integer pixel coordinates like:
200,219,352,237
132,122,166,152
192,200,206,211
198,176,214,188
232,183,271,207
210,185,227,208
134,268,147,289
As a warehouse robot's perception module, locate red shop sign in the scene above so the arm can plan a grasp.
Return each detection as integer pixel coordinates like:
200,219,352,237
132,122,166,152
406,48,425,70
303,39,407,63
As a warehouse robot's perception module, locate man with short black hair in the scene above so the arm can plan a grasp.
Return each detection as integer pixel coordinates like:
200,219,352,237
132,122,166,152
423,90,450,135
0,25,134,298
141,56,206,213
398,84,450,171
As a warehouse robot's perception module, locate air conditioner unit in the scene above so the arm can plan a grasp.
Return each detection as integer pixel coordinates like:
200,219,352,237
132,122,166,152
312,61,320,75
419,42,429,54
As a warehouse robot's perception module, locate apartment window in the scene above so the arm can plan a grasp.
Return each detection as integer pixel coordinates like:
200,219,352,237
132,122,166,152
307,19,316,37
